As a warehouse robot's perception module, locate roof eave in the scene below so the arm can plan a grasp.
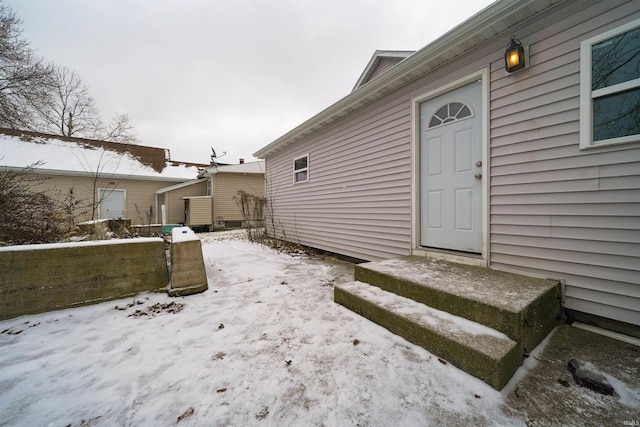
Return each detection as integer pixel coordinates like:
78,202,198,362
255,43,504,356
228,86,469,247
0,165,196,182
253,0,564,159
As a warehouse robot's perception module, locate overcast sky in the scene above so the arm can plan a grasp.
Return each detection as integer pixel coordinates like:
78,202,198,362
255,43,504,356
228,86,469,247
7,0,495,165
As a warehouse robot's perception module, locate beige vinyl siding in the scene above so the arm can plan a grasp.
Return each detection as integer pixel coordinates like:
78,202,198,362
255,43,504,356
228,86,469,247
212,173,264,222
185,197,212,226
163,181,207,224
488,0,640,326
118,180,166,224
24,174,97,222
24,173,187,224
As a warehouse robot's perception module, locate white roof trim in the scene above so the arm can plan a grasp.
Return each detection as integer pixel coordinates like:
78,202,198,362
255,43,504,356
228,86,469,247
201,160,265,176
155,178,207,194
352,50,416,92
254,0,564,159
0,166,193,183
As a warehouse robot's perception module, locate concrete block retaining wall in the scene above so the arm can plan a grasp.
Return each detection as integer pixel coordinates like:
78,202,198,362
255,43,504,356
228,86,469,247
169,227,208,297
0,238,169,321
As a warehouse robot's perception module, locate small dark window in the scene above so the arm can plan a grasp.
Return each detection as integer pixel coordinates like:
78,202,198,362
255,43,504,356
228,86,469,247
293,154,309,183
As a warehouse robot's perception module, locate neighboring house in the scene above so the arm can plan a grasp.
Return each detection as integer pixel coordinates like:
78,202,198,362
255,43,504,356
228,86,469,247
195,160,265,230
155,179,209,225
0,128,206,225
254,0,640,334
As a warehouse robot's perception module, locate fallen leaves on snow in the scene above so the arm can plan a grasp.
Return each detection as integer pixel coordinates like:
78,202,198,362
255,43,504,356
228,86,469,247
126,302,185,318
255,406,269,420
176,407,194,423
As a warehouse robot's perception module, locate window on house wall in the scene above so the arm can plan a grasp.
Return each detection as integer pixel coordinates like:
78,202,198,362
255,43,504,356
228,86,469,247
98,188,126,219
293,154,309,184
580,18,640,149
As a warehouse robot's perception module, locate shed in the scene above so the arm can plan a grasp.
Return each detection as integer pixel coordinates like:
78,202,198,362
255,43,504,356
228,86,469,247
198,161,265,229
184,196,213,229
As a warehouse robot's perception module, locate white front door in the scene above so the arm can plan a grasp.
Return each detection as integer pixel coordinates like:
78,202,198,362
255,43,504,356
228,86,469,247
420,80,482,252
99,189,125,219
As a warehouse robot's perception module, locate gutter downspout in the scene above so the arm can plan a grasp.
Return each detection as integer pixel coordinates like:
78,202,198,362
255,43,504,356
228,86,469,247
154,192,159,224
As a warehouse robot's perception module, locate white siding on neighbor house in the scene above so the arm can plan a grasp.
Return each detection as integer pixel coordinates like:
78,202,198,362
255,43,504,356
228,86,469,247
185,197,212,226
212,173,264,223
488,0,640,327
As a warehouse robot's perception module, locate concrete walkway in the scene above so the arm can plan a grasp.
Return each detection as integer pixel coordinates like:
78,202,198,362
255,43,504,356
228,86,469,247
505,324,640,425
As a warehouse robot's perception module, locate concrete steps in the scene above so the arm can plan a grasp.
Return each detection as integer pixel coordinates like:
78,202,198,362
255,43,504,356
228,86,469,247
334,256,561,389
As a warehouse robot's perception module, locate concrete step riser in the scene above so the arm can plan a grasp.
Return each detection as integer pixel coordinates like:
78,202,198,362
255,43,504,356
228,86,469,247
355,265,517,337
335,285,522,390
355,263,561,351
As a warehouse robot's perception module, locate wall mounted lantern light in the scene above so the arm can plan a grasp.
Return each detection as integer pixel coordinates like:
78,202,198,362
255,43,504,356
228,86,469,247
504,35,526,73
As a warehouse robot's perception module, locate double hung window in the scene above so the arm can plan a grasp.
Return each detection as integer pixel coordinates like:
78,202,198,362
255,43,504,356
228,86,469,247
580,19,640,148
293,154,309,184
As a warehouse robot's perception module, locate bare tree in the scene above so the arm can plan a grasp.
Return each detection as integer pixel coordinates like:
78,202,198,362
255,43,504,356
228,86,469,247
1,6,138,144
0,4,53,130
234,190,266,242
66,146,125,221
33,66,99,137
97,112,138,144
37,65,138,143
0,162,65,243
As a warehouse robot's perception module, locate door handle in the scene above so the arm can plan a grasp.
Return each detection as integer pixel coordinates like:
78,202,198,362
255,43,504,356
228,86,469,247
474,173,482,179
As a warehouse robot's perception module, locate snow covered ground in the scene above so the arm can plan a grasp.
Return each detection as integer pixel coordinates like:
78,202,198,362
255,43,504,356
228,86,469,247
0,230,524,426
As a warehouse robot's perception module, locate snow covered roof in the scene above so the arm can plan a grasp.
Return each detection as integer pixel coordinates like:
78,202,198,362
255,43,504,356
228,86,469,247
0,128,206,181
200,160,265,176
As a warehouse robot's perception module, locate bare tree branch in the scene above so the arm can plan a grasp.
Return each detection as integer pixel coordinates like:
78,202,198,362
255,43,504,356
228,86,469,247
0,4,54,129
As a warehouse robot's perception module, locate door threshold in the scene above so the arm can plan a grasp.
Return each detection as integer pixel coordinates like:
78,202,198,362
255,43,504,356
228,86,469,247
413,247,486,267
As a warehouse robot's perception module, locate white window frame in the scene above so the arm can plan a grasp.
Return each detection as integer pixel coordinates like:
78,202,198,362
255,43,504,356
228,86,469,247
293,154,309,184
580,18,640,149
98,188,126,219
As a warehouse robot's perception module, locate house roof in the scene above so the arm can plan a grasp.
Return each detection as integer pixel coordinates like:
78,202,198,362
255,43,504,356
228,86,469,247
199,160,265,177
0,128,206,181
254,0,564,159
155,178,208,194
352,50,416,91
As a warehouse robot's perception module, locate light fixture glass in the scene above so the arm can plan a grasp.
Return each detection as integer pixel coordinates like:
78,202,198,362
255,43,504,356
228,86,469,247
505,35,526,73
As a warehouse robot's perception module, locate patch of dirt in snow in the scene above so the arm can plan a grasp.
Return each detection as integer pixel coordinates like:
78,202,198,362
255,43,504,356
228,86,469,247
114,298,185,318
1,320,40,335
126,302,185,318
